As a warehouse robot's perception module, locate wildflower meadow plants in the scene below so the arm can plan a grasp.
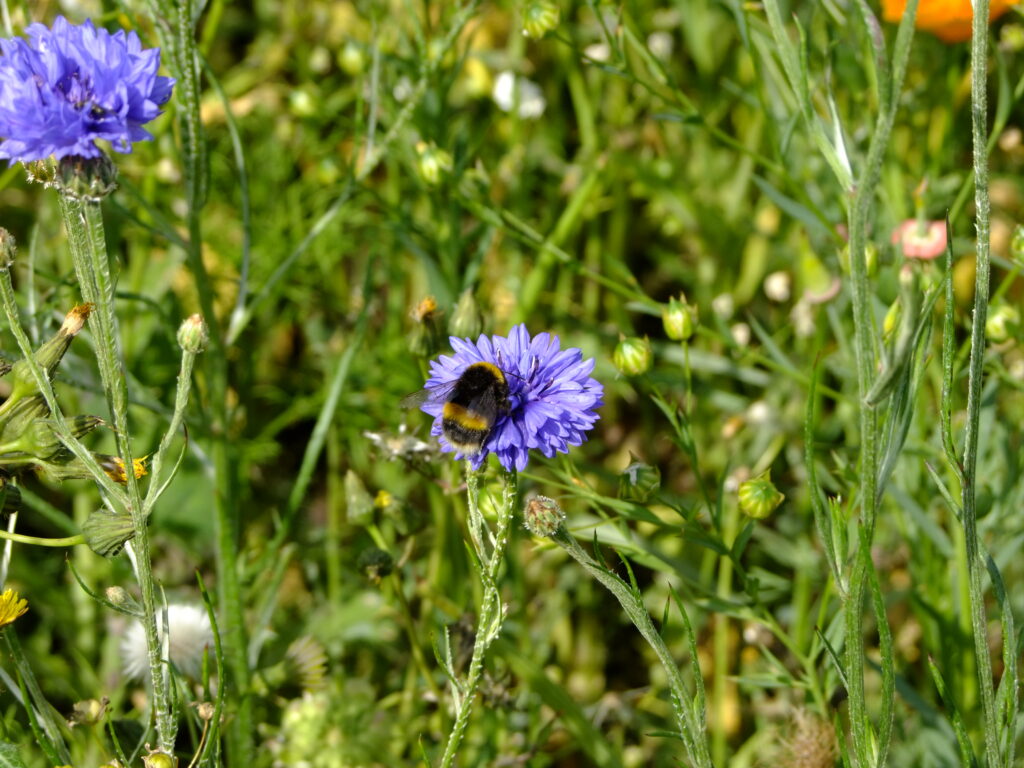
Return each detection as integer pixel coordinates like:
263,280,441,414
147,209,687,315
3,1,1024,767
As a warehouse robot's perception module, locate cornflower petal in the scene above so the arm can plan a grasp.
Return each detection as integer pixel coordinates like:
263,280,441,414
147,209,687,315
0,16,174,162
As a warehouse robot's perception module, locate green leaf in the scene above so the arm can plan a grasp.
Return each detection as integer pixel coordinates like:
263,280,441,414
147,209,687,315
0,743,28,768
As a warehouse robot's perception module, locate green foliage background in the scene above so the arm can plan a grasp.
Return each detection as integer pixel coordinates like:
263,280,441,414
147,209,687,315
1,0,1024,766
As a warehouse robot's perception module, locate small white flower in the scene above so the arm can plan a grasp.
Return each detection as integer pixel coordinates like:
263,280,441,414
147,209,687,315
764,270,792,303
791,299,816,338
746,400,773,426
492,71,546,119
647,31,674,60
584,42,611,63
712,293,734,320
731,322,751,348
392,76,413,102
121,604,214,680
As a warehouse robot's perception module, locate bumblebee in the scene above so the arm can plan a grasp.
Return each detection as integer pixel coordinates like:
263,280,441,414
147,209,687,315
405,362,511,455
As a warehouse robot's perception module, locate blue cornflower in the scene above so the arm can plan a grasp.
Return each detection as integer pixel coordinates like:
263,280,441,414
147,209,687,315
421,324,604,471
0,16,174,163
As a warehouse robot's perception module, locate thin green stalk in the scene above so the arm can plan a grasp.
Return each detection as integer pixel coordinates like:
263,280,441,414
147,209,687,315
551,525,713,768
964,2,1000,764
763,1,919,762
0,530,84,547
438,464,516,768
143,340,200,512
712,502,737,766
57,195,175,753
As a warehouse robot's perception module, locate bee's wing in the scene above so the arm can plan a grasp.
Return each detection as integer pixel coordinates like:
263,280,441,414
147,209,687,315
400,380,457,410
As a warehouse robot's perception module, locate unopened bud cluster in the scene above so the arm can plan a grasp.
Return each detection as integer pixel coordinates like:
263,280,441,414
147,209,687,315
523,495,565,537
177,313,209,353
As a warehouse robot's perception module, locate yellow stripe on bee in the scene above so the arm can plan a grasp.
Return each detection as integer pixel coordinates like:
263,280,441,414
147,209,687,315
467,361,505,381
443,402,490,430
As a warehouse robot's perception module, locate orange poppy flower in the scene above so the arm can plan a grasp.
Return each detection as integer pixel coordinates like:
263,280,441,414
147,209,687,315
882,0,1017,42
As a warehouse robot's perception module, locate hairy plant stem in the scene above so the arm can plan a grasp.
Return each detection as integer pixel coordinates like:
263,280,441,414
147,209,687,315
965,2,1000,764
58,195,175,752
551,526,712,768
439,464,516,768
840,4,918,763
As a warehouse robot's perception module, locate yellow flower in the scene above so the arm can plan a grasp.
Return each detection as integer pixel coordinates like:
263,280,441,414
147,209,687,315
0,588,29,628
882,0,1017,43
99,455,148,484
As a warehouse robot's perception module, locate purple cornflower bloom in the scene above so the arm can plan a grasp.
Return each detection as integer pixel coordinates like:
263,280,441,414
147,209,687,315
421,324,603,471
0,16,174,163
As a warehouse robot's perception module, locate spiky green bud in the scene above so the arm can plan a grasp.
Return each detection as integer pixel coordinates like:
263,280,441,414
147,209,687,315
523,495,565,537
177,313,209,354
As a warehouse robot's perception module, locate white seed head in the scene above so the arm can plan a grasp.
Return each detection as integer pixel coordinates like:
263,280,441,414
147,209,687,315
121,604,214,680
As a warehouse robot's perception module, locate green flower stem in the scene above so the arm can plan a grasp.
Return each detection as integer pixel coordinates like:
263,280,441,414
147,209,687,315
438,464,516,768
551,525,713,768
143,343,199,512
56,195,176,753
0,530,85,547
964,2,1000,764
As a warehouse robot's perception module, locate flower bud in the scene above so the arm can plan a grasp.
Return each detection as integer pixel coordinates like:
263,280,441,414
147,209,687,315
662,295,697,341
738,470,784,519
523,495,565,537
883,298,901,337
142,751,176,768
7,304,92,402
523,0,560,38
1011,224,1024,266
415,141,453,186
25,155,118,201
449,289,483,339
408,295,443,357
338,41,365,75
838,242,878,276
0,227,15,267
16,415,103,462
613,336,652,376
986,302,1020,343
105,586,130,606
618,457,660,503
82,508,135,557
357,547,394,583
177,313,209,353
